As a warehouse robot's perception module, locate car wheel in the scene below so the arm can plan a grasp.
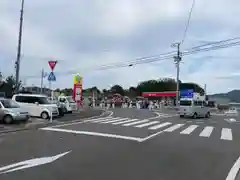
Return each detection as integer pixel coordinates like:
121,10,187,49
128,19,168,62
41,112,49,120
69,111,73,114
180,115,184,118
192,113,198,119
205,112,210,118
3,115,13,124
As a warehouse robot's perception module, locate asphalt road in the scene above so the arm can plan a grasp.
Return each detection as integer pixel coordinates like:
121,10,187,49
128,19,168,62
0,108,240,180
0,108,103,133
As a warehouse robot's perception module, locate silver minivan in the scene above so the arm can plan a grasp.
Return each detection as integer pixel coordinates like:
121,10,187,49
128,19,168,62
178,98,210,118
0,98,30,124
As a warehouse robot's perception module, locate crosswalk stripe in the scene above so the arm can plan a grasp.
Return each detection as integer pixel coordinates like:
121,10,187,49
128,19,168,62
123,119,149,126
112,119,138,125
91,117,119,123
199,126,214,137
180,125,198,134
163,124,184,132
148,122,172,130
221,128,232,140
135,121,159,128
87,117,111,122
100,118,129,124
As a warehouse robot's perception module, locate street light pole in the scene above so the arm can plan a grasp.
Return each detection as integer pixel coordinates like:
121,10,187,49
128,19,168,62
15,0,25,93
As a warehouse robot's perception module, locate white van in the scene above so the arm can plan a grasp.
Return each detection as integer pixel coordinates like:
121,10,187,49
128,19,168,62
58,96,77,113
12,94,59,119
178,98,210,118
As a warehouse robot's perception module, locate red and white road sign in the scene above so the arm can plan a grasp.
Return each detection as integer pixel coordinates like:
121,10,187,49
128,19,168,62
48,61,57,71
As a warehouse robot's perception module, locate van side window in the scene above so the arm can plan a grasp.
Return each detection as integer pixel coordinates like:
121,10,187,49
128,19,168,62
194,101,203,106
15,95,23,102
203,101,208,106
21,96,38,104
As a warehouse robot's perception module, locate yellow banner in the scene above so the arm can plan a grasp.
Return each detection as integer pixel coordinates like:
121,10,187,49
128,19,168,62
73,75,83,85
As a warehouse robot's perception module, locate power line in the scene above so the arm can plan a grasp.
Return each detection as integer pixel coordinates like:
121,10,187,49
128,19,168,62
181,0,196,44
22,36,240,79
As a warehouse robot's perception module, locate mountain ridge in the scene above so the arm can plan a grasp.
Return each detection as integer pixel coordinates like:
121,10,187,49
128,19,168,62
209,90,240,103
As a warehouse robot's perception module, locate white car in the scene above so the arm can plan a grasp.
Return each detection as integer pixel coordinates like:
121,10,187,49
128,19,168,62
12,94,59,119
58,96,77,113
178,98,211,118
225,107,238,116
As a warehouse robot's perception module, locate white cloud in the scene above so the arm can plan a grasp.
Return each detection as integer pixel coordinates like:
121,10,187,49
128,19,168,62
1,0,240,94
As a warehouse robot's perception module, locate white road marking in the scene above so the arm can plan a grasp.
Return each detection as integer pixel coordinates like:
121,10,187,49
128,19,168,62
221,128,232,141
41,127,142,142
50,111,111,128
226,156,240,180
230,118,236,122
163,124,184,132
180,125,198,134
0,151,71,174
112,119,138,125
135,121,159,128
199,126,214,137
123,119,149,126
148,122,172,130
100,118,129,124
139,130,165,142
88,117,116,123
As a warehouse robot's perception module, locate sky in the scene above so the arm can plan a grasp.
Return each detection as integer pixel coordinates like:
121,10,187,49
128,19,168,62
1,0,240,94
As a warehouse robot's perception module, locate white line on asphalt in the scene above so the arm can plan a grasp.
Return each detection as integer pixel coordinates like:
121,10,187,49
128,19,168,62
199,126,214,137
148,122,172,130
226,156,240,180
86,117,114,123
41,127,142,142
112,119,138,125
180,125,198,134
139,130,165,142
221,128,233,141
49,110,110,128
123,119,149,126
100,118,129,124
92,117,119,123
135,121,159,128
163,124,184,132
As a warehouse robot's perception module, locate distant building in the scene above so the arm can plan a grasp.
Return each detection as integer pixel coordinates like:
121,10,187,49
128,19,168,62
22,86,52,96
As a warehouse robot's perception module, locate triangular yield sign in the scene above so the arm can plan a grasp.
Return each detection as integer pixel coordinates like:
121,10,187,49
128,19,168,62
48,61,57,71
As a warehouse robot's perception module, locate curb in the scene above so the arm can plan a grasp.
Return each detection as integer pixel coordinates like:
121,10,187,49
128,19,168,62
0,109,107,135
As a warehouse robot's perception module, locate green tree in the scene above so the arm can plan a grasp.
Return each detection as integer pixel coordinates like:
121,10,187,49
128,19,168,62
5,75,22,92
110,85,125,96
136,78,177,94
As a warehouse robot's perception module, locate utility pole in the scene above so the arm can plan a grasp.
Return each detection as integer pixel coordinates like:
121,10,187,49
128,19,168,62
15,0,25,93
40,68,44,94
172,42,182,107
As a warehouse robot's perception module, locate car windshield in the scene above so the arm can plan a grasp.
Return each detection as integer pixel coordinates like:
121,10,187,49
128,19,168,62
67,97,75,103
1,99,20,108
38,97,50,104
180,100,192,106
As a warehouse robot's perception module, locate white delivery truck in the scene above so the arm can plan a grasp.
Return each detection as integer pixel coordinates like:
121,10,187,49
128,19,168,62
178,98,210,118
58,96,77,113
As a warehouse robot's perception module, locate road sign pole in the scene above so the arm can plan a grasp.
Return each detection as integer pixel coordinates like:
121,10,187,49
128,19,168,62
48,60,57,122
